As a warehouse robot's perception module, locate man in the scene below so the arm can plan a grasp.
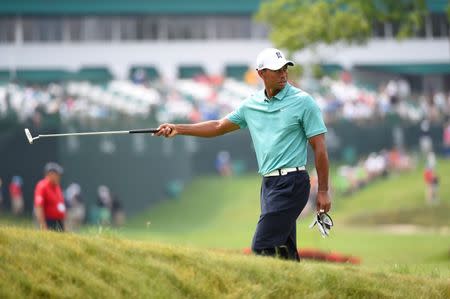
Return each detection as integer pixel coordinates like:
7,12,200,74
156,48,331,261
34,162,66,231
9,176,24,215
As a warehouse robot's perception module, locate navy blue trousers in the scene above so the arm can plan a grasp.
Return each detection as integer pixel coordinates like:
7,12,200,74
252,170,310,260
46,219,65,232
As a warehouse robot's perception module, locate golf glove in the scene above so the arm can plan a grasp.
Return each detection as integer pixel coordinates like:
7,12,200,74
309,211,334,237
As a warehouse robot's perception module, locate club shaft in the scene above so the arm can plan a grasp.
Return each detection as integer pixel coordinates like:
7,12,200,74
37,128,158,139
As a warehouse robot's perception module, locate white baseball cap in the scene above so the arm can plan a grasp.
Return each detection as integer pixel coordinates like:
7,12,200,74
256,48,294,71
44,162,64,175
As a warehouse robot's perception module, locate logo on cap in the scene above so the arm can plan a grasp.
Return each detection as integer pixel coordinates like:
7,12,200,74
276,51,282,59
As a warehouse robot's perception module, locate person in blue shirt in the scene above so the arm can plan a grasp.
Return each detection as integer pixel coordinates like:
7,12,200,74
156,48,331,261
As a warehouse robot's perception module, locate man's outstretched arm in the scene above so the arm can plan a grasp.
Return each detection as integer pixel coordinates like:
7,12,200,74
156,118,240,138
308,133,331,213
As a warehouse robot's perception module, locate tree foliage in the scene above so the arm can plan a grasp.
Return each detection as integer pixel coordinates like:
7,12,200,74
255,0,428,53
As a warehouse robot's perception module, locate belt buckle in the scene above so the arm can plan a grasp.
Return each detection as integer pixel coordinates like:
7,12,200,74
280,169,288,175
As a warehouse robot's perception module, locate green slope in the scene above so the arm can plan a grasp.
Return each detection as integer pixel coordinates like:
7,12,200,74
0,227,449,299
333,158,450,224
127,159,450,236
124,175,261,247
116,159,450,277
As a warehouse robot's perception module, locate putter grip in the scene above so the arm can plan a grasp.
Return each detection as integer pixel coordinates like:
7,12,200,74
129,128,159,134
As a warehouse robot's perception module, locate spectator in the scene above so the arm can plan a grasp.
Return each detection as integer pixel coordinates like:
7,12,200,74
443,120,450,158
64,183,85,231
215,150,232,176
446,92,450,117
34,162,66,231
9,176,24,216
96,185,112,225
426,151,436,170
111,194,126,227
397,79,411,101
422,91,440,122
423,164,439,205
386,80,399,107
419,119,433,157
132,68,147,85
387,148,414,171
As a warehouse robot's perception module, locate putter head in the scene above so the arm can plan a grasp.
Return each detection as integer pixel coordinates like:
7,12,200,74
24,128,34,144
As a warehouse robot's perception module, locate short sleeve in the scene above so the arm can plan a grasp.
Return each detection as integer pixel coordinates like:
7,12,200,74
34,183,45,207
226,102,247,129
302,95,327,138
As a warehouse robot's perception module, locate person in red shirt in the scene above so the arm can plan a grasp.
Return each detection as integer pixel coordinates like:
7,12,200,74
423,152,439,205
9,176,24,215
34,162,66,231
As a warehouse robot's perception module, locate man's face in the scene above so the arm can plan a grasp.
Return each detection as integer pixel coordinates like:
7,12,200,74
47,172,61,185
258,64,289,90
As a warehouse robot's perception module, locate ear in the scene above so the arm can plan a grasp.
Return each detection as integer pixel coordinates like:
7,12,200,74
257,69,265,79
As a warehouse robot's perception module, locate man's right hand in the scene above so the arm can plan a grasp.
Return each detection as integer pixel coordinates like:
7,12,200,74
156,124,177,138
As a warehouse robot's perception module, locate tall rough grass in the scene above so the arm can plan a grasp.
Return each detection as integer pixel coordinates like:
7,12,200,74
0,227,449,298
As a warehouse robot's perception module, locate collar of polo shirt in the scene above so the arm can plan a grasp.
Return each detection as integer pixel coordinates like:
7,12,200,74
263,82,291,102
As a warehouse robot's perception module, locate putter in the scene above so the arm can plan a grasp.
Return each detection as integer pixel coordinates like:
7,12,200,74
24,128,159,144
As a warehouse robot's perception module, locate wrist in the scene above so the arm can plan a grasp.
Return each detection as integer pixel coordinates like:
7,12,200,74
170,125,179,135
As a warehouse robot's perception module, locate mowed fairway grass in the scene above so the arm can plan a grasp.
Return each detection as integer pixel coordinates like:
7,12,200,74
121,159,450,278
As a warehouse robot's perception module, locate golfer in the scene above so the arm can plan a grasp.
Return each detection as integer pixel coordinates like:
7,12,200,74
156,48,331,261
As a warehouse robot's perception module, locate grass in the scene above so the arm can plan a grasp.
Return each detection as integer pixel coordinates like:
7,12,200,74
1,160,450,297
346,201,450,227
116,159,450,277
333,158,450,224
335,159,450,227
0,226,449,299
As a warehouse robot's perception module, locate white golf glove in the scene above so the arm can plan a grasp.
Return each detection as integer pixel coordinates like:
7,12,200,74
309,211,334,238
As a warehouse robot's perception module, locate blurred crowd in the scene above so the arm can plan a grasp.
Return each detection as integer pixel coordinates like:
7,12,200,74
301,141,445,216
332,148,415,196
1,71,450,127
301,148,415,214
0,172,125,231
311,73,450,124
0,75,254,127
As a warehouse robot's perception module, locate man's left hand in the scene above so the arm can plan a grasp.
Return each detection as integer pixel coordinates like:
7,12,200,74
317,191,331,213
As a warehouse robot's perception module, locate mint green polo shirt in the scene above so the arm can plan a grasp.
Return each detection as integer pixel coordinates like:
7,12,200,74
226,83,327,175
